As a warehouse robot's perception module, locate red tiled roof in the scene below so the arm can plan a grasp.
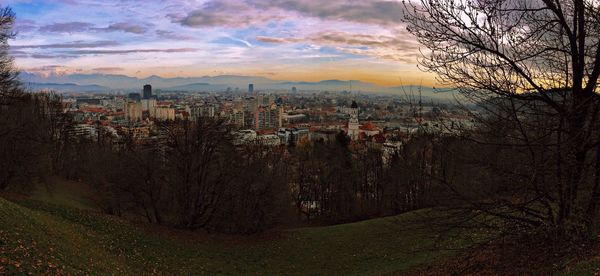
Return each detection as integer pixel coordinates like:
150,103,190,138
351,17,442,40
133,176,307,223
360,122,379,131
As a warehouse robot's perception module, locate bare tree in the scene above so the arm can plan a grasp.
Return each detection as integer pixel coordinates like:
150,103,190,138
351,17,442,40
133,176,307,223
404,0,600,235
0,6,18,105
162,118,234,230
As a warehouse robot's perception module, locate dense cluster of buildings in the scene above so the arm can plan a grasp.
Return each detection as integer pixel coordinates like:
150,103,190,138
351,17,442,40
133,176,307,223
63,84,475,152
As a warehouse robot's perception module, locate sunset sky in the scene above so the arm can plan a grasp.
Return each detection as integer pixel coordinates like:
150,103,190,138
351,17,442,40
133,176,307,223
6,0,436,86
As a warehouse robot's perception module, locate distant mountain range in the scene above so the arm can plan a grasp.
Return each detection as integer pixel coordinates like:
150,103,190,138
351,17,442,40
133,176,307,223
22,82,112,93
19,72,458,100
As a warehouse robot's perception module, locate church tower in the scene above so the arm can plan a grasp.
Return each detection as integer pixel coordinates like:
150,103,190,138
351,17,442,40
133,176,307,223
348,100,360,140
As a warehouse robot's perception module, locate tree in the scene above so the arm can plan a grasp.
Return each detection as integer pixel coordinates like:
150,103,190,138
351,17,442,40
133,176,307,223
162,118,234,230
0,6,18,104
0,7,68,192
404,0,600,235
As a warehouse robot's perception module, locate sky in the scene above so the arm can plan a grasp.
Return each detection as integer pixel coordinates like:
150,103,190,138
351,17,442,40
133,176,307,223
5,0,436,86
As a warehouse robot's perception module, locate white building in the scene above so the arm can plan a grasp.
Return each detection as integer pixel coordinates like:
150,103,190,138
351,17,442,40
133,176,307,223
141,98,157,112
152,106,175,121
347,101,360,140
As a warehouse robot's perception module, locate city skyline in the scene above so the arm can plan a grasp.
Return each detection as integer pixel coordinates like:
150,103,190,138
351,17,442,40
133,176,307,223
5,0,437,87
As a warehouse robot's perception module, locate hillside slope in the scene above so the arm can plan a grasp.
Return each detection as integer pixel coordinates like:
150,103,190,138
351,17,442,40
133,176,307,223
0,195,474,275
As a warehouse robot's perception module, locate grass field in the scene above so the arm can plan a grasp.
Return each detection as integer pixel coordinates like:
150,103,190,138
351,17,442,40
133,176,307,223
4,179,596,274
0,180,481,274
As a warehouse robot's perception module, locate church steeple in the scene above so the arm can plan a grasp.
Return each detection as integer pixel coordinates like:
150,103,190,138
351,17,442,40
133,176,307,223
348,100,360,140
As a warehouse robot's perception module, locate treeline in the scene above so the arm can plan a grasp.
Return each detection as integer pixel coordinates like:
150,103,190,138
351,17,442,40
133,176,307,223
289,132,437,223
58,119,288,234
55,118,439,233
0,7,70,193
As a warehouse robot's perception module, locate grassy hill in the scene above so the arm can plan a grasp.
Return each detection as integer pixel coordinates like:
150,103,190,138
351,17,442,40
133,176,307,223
5,179,598,274
0,180,478,274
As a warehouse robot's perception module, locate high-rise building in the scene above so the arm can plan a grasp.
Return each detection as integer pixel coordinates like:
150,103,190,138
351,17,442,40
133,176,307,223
229,110,245,127
124,101,143,122
248,84,254,94
254,104,282,130
292,87,297,93
141,98,156,111
143,84,152,99
190,105,216,120
152,106,175,121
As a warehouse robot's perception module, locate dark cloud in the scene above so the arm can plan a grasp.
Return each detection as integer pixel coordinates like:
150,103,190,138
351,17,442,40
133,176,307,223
31,54,64,59
39,22,95,33
177,0,406,28
263,0,406,26
177,0,283,28
12,52,75,59
96,22,149,34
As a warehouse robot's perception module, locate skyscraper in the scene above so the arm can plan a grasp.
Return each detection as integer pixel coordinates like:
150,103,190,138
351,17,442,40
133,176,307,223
248,84,254,94
143,84,152,99
292,87,297,93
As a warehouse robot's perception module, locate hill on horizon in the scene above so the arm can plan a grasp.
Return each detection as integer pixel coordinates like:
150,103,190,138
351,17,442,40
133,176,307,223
18,72,458,99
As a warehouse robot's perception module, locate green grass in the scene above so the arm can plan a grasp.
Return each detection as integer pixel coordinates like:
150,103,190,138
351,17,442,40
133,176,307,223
558,255,600,276
4,180,600,274
0,196,480,275
0,178,487,274
30,177,95,211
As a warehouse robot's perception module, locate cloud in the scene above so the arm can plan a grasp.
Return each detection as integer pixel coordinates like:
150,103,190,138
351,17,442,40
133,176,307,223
257,31,420,62
155,30,193,40
256,36,302,43
177,1,283,28
62,48,198,55
9,50,29,58
310,31,416,49
30,54,63,59
12,40,119,49
23,65,79,77
39,22,150,34
14,19,38,33
39,22,94,33
97,22,149,34
262,0,406,26
91,67,124,73
176,0,406,29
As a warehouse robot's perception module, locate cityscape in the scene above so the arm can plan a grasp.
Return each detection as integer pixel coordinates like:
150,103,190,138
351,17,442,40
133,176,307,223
63,82,473,153
2,0,600,275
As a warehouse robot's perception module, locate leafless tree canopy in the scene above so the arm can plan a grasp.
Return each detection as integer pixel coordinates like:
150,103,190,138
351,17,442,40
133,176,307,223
404,0,600,236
